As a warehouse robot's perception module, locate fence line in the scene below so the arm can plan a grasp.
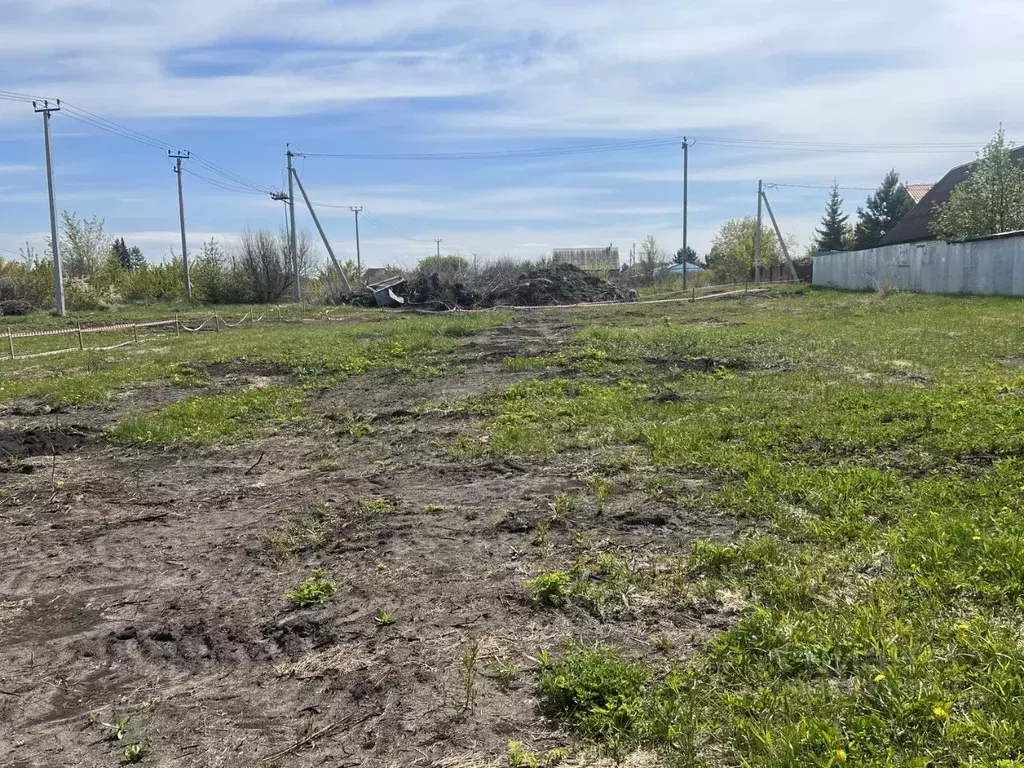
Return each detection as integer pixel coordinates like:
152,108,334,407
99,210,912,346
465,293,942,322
3,285,789,362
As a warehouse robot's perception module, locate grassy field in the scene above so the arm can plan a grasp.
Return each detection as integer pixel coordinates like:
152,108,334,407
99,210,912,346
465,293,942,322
2,287,1024,767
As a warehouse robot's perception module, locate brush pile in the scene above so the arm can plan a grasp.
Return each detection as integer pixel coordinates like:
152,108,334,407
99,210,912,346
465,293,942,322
334,262,634,310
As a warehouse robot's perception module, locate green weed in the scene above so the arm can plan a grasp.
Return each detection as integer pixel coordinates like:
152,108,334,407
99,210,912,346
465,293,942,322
358,497,393,516
122,743,149,763
526,571,572,607
108,387,304,445
284,569,336,607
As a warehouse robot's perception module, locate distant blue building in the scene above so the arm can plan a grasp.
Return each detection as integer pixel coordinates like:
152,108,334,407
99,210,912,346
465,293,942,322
665,263,704,273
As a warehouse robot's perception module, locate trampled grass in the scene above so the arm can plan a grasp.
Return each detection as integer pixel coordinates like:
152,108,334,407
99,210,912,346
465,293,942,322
478,290,1024,766
107,386,305,445
8,288,1024,766
0,311,506,406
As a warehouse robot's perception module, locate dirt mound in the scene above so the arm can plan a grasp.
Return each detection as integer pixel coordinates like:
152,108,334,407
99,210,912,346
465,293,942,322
0,425,93,461
407,263,634,310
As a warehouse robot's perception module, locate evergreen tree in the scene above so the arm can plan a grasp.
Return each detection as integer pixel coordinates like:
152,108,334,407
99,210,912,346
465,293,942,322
673,246,698,265
815,182,849,252
853,170,914,249
111,237,146,271
127,245,146,271
933,128,1024,241
111,237,132,271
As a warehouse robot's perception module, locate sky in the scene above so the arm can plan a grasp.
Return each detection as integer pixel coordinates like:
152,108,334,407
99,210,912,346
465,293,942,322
1,0,1022,269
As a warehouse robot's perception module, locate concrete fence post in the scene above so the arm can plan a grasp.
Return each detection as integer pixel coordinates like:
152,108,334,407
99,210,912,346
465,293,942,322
7,327,13,360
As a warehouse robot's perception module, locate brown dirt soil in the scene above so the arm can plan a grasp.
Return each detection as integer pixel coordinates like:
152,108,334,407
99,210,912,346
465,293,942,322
0,313,743,768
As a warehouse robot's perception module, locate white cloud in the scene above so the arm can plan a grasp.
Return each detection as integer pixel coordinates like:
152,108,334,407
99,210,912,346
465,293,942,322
1,0,1022,264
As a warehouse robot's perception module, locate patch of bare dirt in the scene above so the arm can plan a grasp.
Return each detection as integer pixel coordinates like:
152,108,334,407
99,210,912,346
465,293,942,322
0,313,744,768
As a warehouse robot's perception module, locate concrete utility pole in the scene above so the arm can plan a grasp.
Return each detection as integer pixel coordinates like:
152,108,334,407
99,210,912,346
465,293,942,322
286,146,300,302
34,100,64,315
760,190,800,282
755,179,763,285
349,206,363,283
435,239,442,270
681,137,689,290
289,168,351,291
168,150,191,298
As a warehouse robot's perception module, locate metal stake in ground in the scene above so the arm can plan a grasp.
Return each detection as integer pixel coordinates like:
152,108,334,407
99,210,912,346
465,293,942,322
169,150,192,298
34,100,65,316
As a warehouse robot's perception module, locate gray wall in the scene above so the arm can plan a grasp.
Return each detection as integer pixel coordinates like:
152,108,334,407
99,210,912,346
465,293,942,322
813,235,1024,296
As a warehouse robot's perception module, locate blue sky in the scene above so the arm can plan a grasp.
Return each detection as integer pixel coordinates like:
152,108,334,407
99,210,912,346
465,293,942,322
1,0,1022,268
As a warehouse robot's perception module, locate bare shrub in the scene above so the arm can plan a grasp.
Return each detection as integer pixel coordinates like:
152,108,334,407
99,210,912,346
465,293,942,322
235,229,318,303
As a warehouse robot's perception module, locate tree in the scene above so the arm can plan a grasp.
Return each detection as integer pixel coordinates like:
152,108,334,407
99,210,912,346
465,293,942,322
673,246,698,266
815,182,849,252
637,234,664,281
234,229,318,303
50,211,108,279
417,254,470,274
110,237,146,272
705,217,784,281
933,128,1024,241
852,170,914,249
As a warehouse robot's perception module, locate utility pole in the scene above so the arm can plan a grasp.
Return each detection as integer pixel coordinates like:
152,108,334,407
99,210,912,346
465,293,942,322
755,179,763,285
349,206,363,284
435,239,442,270
681,137,689,290
34,100,64,315
288,169,351,291
760,190,800,282
286,146,299,302
168,150,191,298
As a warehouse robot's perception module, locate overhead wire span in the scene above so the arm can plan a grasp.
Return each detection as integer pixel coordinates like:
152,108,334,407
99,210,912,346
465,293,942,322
765,182,877,192
301,137,677,160
182,168,267,196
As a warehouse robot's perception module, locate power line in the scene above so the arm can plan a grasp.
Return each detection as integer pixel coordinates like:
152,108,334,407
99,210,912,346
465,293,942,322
765,182,877,192
0,89,48,104
691,135,982,150
50,100,275,194
299,134,993,162
301,138,677,160
190,154,275,195
181,167,266,195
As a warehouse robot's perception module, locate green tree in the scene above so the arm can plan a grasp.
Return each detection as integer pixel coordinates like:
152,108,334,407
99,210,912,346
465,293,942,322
637,234,664,281
705,217,783,281
417,254,470,274
933,128,1024,241
815,182,849,252
853,170,914,249
49,211,108,279
673,246,698,266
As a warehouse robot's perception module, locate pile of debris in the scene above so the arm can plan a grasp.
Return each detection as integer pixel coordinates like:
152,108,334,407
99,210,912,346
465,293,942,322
336,263,635,310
